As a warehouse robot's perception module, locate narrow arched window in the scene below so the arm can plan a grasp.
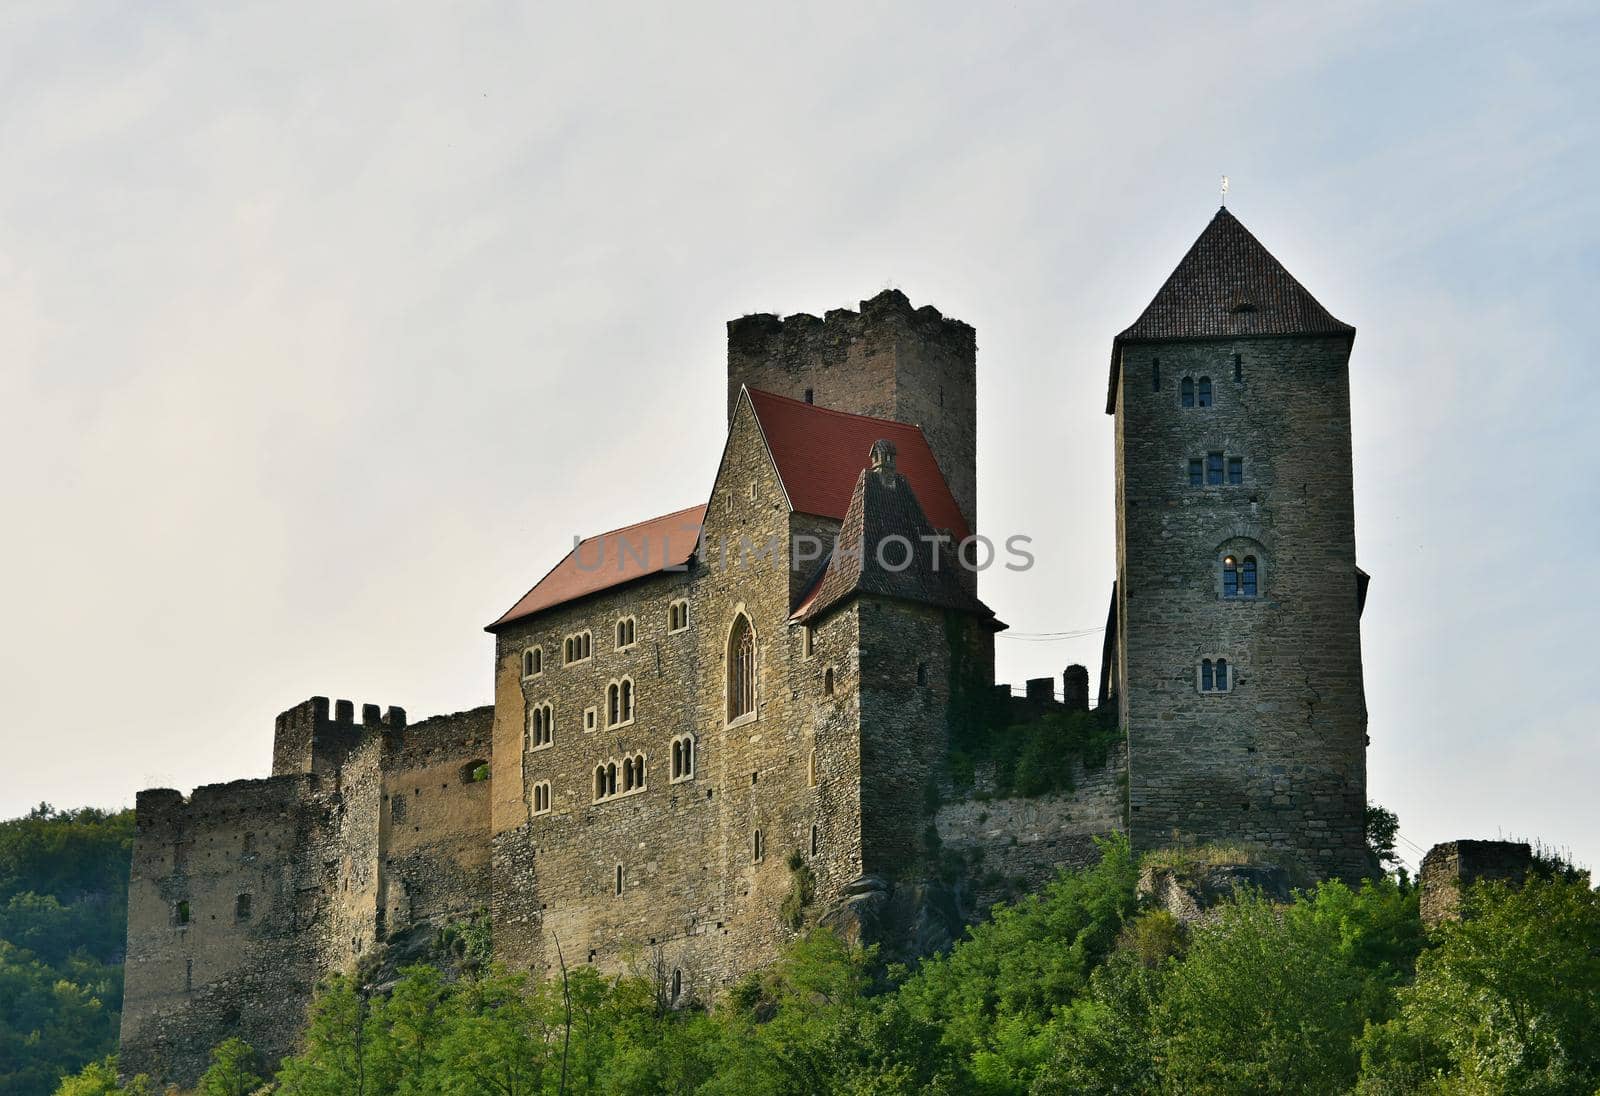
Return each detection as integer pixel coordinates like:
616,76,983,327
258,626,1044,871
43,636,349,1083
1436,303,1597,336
728,615,755,721
620,679,633,722
671,968,683,1002
622,757,635,792
594,765,605,800
635,753,646,787
1201,659,1214,691
753,828,763,863
823,667,835,696
1223,556,1240,598
1215,658,1229,691
1181,376,1194,407
1197,376,1213,407
615,864,624,895
1242,557,1257,597
607,762,618,797
607,683,619,726
811,823,820,856
671,739,682,780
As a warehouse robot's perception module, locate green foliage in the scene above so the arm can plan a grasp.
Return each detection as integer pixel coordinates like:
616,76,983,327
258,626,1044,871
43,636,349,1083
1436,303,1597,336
779,853,816,931
50,1056,153,1096
1366,801,1402,871
469,764,489,783
197,1038,265,1096
1,805,133,1096
1358,873,1600,1095
949,709,1121,800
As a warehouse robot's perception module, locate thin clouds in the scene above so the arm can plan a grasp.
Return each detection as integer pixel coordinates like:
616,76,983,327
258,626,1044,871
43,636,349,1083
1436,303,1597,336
0,1,1595,870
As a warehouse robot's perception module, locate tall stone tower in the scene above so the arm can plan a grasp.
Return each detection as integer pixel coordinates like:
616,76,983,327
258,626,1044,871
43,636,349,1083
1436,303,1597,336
727,289,978,532
1107,208,1370,880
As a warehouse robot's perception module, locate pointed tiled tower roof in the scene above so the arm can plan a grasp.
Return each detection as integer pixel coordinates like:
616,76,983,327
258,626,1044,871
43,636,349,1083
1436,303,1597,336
793,439,996,626
1106,208,1354,412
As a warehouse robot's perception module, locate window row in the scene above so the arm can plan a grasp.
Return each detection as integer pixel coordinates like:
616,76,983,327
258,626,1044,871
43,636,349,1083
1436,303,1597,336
1152,355,1244,399
522,601,692,679
594,752,648,801
525,680,636,750
1188,452,1244,486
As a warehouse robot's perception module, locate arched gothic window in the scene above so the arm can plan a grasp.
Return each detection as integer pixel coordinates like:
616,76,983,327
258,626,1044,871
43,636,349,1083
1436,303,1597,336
1222,553,1260,598
529,703,553,749
728,614,755,722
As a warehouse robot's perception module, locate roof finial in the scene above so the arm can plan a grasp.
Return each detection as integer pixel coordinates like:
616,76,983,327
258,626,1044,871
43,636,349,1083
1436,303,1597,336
1220,174,1229,207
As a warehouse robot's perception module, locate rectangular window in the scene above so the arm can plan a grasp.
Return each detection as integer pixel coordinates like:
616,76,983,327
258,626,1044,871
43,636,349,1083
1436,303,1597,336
1227,456,1243,485
1206,452,1224,486
802,624,815,658
1188,459,1203,486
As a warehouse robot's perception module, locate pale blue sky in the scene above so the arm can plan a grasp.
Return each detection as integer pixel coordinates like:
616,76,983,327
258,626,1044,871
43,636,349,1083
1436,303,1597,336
1,1,1595,872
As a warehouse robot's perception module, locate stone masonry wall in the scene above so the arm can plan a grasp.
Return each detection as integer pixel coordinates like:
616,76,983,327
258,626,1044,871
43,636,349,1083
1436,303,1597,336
489,398,866,999
1114,334,1369,879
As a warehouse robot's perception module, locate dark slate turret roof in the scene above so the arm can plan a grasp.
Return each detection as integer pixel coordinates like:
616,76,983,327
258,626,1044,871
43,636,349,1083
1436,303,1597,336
792,442,998,627
1106,207,1354,412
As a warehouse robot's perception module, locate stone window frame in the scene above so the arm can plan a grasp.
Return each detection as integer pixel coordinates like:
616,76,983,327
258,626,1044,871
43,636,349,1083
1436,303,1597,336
1197,656,1235,695
531,780,552,816
802,622,816,659
583,705,597,733
593,752,648,802
528,702,554,751
563,631,593,666
725,607,759,729
522,645,543,679
614,615,637,651
668,599,690,633
752,827,764,864
1221,552,1261,600
605,676,636,728
670,734,696,783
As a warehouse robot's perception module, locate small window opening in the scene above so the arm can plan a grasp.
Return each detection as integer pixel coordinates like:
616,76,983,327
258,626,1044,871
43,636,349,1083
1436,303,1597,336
615,864,624,895
176,900,191,925
823,667,835,696
671,967,683,1002
811,823,820,856
803,387,814,404
1181,376,1194,408
753,828,763,863
1233,353,1243,382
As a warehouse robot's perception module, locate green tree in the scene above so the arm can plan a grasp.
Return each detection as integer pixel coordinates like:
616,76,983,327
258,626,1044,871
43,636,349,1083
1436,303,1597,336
197,1038,265,1096
1358,873,1600,1095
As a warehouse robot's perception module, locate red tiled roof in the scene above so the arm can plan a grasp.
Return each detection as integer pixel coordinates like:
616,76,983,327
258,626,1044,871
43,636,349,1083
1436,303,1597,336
1107,208,1354,412
746,388,970,543
487,504,706,631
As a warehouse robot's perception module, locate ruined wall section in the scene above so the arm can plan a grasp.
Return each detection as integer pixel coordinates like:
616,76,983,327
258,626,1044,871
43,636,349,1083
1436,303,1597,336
935,742,1129,914
119,775,336,1087
379,706,494,935
727,290,978,532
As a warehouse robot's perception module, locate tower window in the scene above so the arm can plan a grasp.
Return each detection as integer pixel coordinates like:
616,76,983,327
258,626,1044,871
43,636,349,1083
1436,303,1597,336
615,617,636,650
615,864,624,895
1222,554,1259,599
1181,376,1194,408
1188,459,1203,486
811,823,820,856
671,735,696,782
523,647,543,678
1233,353,1243,382
1200,657,1232,693
802,624,815,659
563,631,592,665
753,828,763,863
606,678,635,727
1243,557,1257,597
728,614,755,722
1206,452,1224,485
1197,376,1213,407
668,599,689,633
823,667,835,696
1227,456,1243,485
532,781,552,815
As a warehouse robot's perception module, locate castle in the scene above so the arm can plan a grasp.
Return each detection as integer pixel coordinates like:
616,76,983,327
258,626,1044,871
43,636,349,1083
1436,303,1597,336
119,208,1372,1085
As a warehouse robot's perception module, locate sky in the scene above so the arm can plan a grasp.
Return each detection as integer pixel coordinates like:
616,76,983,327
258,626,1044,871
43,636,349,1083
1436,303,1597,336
1,1,1596,874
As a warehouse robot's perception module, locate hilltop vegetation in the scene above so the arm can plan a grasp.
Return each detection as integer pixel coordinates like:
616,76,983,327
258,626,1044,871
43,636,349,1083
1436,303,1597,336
0,805,133,1096
60,831,1600,1096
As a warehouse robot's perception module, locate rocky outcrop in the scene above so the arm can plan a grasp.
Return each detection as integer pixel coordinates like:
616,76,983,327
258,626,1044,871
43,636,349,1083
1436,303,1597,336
1136,861,1291,926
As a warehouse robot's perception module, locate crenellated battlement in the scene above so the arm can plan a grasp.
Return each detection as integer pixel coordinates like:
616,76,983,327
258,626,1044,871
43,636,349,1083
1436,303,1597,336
272,695,408,777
